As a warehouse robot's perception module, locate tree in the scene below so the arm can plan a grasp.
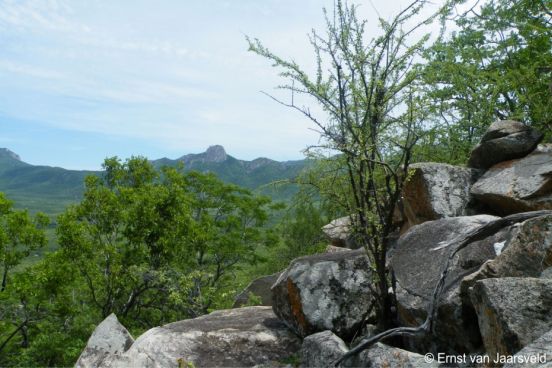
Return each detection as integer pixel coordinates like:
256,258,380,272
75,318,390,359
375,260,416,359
56,157,276,327
248,0,438,329
420,0,552,163
0,192,49,292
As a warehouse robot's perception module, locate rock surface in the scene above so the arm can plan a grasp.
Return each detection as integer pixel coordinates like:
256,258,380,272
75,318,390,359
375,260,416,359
461,214,552,295
325,245,352,253
470,278,552,358
75,313,134,368
349,343,440,368
389,215,512,353
272,249,373,339
470,144,552,215
503,329,552,368
95,307,301,368
233,273,280,308
300,330,349,368
468,120,543,169
401,162,479,230
321,216,357,248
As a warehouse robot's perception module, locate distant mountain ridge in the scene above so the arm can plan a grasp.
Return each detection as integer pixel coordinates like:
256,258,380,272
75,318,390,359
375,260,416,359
0,146,308,217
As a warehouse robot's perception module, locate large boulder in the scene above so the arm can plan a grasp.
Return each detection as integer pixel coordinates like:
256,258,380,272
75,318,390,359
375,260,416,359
75,313,134,368
89,307,301,368
233,273,280,308
461,214,552,295
321,216,357,248
389,215,513,354
401,162,480,231
470,144,552,215
468,120,543,169
300,330,349,368
470,278,552,358
503,329,552,368
272,249,373,340
349,343,440,368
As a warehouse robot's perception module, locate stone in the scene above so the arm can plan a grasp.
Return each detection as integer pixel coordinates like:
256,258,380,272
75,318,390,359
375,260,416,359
325,245,352,253
233,273,280,308
401,162,480,231
88,306,301,368
75,313,134,368
348,343,440,368
503,329,552,368
470,278,552,358
300,330,349,368
321,216,357,248
470,144,552,215
389,215,513,354
272,249,374,340
461,214,552,295
468,120,543,169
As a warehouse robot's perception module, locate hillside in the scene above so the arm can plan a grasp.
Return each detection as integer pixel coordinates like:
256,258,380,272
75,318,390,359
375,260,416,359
0,146,308,218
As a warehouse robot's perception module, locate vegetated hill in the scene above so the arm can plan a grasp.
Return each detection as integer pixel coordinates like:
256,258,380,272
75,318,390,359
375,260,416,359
0,146,308,218
152,145,309,201
0,148,92,217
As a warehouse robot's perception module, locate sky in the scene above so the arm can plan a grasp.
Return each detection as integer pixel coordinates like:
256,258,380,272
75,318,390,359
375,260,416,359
0,0,446,170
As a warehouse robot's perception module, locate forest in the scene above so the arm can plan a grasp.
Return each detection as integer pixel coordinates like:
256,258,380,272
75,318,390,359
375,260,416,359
1,0,551,366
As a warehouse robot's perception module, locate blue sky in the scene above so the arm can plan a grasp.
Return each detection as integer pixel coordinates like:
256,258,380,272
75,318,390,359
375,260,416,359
0,0,443,170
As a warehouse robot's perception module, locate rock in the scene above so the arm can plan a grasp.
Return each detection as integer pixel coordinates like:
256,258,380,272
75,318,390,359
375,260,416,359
389,215,514,354
348,343,440,368
91,306,301,368
233,273,280,308
300,331,349,368
75,313,134,368
470,278,552,358
468,120,543,169
461,214,552,294
470,144,552,215
325,245,352,253
321,216,357,248
272,249,374,340
401,162,480,231
503,329,552,367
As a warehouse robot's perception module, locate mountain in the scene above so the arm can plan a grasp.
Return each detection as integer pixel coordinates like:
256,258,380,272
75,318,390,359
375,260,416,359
152,145,308,192
0,146,309,217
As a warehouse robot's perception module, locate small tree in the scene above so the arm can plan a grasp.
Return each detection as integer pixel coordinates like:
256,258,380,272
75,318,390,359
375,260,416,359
248,0,438,329
0,193,49,292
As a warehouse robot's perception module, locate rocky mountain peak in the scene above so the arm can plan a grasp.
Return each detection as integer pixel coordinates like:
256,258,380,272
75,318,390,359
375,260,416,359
204,145,227,163
0,148,21,161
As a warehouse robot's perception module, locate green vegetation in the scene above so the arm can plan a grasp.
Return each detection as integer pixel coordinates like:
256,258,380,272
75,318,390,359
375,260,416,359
0,157,282,366
0,147,309,219
0,0,550,366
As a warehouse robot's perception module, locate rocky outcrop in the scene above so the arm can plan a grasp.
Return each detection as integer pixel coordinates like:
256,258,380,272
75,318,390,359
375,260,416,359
94,307,301,368
503,329,552,368
470,278,552,358
272,249,373,340
461,214,552,294
389,215,513,353
301,330,349,368
233,273,280,308
350,343,440,368
75,314,134,368
401,162,480,230
468,120,543,169
321,216,357,248
470,144,552,215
